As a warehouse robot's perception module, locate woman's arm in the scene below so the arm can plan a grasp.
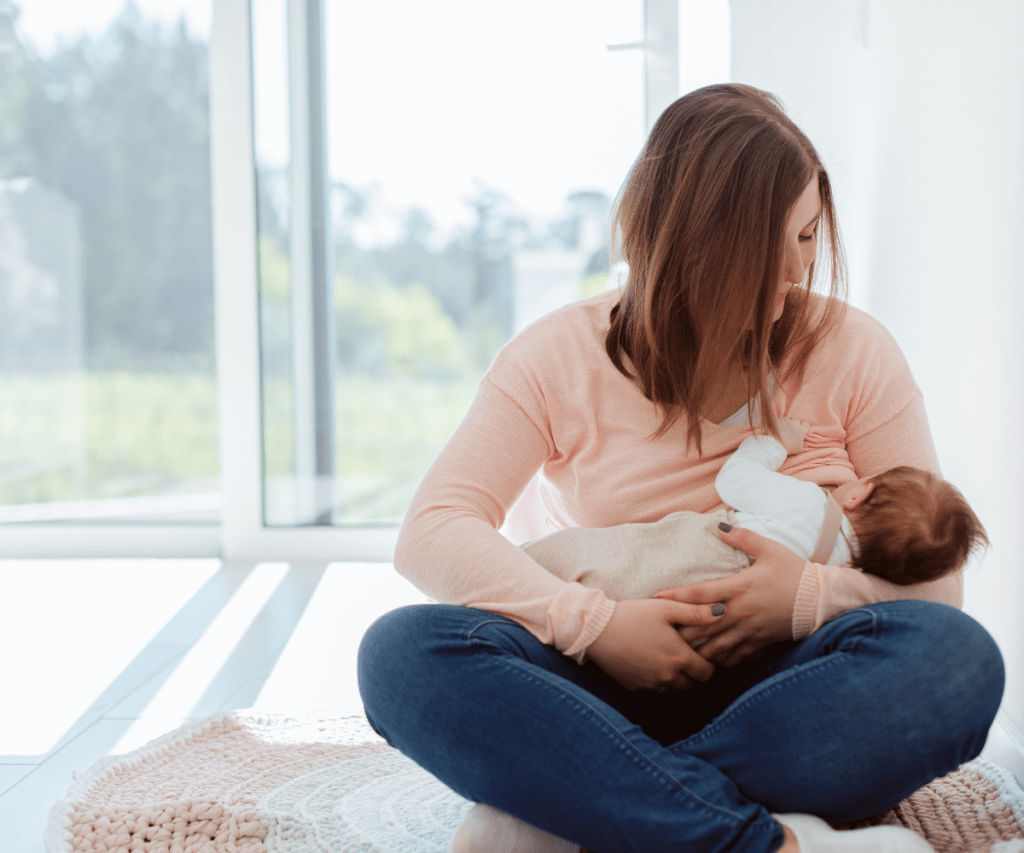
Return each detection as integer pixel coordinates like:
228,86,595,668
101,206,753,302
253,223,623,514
397,376,727,684
394,378,616,661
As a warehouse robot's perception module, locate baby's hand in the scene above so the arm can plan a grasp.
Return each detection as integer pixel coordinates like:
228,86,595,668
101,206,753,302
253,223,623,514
775,418,809,454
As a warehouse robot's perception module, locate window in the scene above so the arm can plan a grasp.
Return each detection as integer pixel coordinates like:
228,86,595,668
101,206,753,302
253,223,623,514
0,0,218,528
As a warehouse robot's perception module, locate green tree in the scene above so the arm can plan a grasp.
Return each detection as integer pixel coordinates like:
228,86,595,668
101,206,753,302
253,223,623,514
258,235,467,380
335,273,467,380
5,1,214,368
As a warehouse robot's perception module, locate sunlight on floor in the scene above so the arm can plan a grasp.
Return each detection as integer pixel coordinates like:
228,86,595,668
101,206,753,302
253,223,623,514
105,562,427,752
253,563,427,712
130,562,290,719
0,559,220,757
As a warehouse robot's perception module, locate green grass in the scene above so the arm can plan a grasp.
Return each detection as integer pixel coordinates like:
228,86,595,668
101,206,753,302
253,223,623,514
0,370,478,520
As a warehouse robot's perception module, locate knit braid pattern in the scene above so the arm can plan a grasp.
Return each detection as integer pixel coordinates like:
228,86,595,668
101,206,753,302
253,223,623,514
46,711,1023,853
840,758,1024,852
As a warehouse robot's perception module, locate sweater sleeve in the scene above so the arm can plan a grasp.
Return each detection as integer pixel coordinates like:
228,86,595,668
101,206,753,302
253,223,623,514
393,376,617,662
790,334,963,640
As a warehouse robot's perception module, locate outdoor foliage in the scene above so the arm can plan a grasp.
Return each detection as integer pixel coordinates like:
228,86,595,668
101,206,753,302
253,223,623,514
0,370,475,520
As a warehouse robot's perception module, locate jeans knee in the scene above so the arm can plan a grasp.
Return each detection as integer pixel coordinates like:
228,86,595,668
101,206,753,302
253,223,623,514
923,605,1003,712
895,603,1005,743
357,605,433,728
359,605,412,674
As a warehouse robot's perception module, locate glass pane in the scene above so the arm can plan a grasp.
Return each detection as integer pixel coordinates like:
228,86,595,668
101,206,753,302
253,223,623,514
253,0,644,527
0,1,217,524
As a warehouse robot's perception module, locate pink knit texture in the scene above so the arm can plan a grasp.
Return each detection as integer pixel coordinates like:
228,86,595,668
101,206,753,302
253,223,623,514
841,760,1024,852
46,711,1024,852
46,713,395,853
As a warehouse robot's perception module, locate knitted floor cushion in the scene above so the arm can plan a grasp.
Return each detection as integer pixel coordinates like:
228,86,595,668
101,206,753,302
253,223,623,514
45,711,1024,853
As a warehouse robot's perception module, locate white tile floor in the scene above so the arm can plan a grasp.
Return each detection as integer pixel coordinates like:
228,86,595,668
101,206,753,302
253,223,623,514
1,559,1021,853
0,559,428,852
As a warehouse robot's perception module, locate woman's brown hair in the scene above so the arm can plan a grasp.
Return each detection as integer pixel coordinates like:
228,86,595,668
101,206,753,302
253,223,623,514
606,83,847,450
851,467,989,584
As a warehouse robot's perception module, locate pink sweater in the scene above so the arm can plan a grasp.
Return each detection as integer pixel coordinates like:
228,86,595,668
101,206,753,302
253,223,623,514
394,289,962,662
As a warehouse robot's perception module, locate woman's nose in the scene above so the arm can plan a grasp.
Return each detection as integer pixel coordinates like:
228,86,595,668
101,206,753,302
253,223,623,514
783,238,807,285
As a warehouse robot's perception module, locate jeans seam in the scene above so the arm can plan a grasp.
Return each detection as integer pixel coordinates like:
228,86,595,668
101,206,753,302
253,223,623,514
679,652,853,748
471,634,775,836
465,616,521,644
846,606,880,636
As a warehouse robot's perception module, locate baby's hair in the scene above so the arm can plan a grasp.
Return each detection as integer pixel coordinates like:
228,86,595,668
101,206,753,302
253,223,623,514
849,466,988,584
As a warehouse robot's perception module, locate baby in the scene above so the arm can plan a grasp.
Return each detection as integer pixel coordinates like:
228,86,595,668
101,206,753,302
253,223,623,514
523,419,987,600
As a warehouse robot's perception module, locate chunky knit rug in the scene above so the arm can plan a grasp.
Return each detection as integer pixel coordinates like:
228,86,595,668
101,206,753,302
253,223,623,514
46,711,1024,852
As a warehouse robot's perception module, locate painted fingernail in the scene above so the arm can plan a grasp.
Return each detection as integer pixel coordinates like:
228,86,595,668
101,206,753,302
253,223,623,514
711,603,726,616
717,522,733,532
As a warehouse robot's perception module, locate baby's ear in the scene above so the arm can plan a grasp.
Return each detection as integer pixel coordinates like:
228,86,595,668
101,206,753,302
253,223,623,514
845,480,875,510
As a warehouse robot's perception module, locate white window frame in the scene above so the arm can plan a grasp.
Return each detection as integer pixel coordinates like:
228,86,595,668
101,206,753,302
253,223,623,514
0,0,679,560
213,0,401,561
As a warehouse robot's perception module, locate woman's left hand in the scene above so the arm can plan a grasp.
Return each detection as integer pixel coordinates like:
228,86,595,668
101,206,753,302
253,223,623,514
653,525,806,668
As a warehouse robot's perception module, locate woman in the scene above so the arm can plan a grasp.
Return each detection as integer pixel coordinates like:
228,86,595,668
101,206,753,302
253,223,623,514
357,84,1004,852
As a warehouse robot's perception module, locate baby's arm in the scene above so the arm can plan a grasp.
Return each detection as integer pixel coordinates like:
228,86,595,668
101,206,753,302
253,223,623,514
775,418,810,454
715,420,811,515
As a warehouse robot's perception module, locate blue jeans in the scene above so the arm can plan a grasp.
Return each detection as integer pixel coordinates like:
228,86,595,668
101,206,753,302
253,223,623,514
357,600,1003,853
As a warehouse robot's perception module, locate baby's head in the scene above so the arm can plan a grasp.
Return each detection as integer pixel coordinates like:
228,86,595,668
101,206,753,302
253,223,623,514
837,466,988,585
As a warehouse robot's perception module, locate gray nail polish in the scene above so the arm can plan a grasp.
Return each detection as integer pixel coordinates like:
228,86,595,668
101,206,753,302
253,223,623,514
718,522,733,533
712,603,726,616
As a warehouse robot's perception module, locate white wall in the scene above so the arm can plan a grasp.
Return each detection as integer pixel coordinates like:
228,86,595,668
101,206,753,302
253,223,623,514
731,0,1024,761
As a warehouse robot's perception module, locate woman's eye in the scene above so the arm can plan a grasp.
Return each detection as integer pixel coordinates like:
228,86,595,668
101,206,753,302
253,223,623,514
799,231,817,243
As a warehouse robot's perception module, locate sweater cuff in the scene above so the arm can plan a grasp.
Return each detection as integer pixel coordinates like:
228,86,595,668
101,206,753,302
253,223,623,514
791,561,820,641
564,596,617,664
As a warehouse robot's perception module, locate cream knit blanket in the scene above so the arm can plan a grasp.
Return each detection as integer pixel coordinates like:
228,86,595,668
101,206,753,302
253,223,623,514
46,711,1024,852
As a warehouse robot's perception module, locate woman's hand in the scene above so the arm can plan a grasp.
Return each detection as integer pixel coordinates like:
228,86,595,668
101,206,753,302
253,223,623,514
654,525,806,668
586,598,725,692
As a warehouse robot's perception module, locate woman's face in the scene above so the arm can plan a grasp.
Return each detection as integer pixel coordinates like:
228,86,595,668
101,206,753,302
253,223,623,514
774,177,822,321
